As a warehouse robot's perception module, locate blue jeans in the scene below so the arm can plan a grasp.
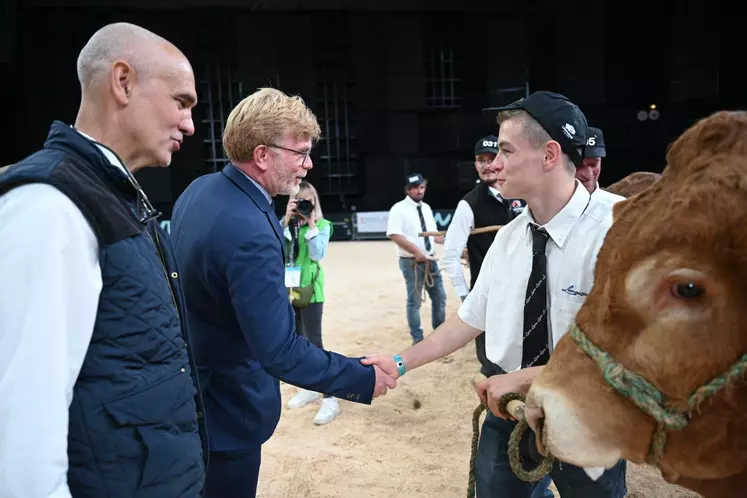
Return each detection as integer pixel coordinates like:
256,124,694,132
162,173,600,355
476,412,627,498
398,258,446,342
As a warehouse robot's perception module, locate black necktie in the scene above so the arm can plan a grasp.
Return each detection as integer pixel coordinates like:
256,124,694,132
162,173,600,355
522,225,550,368
417,205,431,253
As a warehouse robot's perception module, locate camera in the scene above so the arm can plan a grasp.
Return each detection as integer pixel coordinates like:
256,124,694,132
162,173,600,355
296,199,314,217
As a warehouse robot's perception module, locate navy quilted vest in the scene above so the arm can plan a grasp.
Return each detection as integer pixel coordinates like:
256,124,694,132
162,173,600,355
0,122,207,497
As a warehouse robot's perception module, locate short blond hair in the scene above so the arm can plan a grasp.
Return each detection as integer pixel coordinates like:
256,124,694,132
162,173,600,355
223,87,321,163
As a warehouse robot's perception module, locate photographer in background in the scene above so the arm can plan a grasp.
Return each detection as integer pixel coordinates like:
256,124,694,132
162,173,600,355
281,181,339,425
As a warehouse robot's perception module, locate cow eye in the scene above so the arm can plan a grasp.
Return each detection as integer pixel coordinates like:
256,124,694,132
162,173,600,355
672,282,704,299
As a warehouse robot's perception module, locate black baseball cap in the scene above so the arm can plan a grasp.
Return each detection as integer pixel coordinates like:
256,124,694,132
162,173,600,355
405,172,426,188
474,135,498,155
484,91,588,166
584,126,606,158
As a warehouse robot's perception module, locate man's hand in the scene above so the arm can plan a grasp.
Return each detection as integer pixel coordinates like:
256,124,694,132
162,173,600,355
475,369,539,419
361,354,400,380
372,364,397,398
414,251,428,263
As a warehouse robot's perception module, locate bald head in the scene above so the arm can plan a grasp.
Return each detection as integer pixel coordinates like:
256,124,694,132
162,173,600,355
76,22,186,94
74,22,197,172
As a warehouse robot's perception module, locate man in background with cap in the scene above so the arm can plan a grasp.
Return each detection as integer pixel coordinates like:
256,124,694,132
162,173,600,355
441,135,525,373
576,126,624,205
364,91,627,497
386,173,447,345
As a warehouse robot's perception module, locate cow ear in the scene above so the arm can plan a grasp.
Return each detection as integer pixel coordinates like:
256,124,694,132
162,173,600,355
666,111,747,173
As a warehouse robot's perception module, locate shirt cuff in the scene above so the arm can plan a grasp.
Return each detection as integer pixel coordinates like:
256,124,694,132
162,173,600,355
455,284,469,298
305,226,320,239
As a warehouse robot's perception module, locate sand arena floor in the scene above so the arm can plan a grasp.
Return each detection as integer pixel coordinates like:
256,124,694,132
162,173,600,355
257,240,700,498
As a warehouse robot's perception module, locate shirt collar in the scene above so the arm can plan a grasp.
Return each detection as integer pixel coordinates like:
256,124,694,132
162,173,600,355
404,195,423,207
488,186,502,200
238,169,272,205
521,180,591,249
74,128,129,177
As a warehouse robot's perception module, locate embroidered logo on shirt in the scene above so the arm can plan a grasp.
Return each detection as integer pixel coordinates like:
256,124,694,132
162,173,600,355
510,200,525,214
562,285,588,297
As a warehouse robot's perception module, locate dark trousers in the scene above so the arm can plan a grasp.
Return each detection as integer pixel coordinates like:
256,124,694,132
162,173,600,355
475,412,627,498
294,302,329,398
294,302,324,349
203,446,262,498
475,331,505,377
460,296,503,378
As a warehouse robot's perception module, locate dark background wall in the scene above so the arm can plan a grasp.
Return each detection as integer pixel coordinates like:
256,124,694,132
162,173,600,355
0,0,737,219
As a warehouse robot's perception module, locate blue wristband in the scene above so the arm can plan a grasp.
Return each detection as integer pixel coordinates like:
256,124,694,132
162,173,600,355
393,354,406,377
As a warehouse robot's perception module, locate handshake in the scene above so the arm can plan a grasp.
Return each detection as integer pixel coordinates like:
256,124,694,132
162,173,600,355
360,353,402,398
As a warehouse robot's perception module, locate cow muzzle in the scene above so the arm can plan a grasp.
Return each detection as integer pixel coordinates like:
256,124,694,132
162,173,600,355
525,383,622,477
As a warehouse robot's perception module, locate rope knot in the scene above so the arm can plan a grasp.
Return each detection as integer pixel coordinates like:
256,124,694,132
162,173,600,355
605,362,626,384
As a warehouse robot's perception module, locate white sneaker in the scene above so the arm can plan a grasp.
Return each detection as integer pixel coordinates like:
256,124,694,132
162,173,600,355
287,389,322,409
313,397,340,425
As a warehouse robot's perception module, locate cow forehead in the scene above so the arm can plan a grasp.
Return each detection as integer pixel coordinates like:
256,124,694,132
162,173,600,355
608,178,731,250
590,180,747,312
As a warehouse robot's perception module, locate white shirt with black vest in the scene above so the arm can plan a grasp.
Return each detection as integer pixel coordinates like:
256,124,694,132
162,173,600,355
0,130,125,498
457,180,621,373
386,196,439,258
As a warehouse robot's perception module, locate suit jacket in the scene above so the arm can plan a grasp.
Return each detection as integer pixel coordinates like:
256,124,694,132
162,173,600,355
170,164,375,451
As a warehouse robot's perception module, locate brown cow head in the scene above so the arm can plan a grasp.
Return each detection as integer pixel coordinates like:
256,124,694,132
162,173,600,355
525,111,747,495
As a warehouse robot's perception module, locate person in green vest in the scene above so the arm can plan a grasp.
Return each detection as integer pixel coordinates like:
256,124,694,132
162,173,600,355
281,180,339,425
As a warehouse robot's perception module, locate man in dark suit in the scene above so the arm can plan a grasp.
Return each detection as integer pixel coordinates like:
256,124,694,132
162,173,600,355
170,87,396,498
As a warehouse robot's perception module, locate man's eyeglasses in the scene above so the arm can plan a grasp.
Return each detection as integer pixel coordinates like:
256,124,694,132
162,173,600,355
475,157,495,167
267,144,312,166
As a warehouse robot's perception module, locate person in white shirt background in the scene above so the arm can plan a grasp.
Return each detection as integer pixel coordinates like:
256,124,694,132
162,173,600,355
386,173,447,345
0,22,205,498
442,135,525,306
575,126,624,206
363,91,627,497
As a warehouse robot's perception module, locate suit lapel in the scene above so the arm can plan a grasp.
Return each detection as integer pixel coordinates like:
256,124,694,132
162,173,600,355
222,165,285,256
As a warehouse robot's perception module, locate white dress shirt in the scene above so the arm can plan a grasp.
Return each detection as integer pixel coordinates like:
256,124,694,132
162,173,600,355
441,186,502,298
386,196,438,258
591,183,626,205
458,181,621,373
0,131,126,498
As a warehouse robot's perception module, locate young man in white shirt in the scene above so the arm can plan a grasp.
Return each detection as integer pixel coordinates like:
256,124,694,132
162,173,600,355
365,92,627,497
386,173,447,345
442,132,552,498
576,126,624,205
